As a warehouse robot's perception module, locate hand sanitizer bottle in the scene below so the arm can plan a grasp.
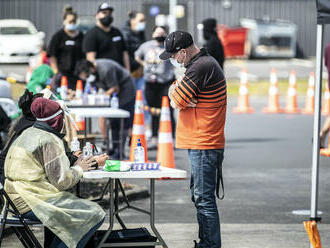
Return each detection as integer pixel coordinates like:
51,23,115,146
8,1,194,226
134,139,145,163
83,142,93,158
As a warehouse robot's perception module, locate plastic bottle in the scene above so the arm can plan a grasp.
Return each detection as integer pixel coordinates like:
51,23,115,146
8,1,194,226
88,87,97,105
110,93,119,109
104,94,110,106
83,142,93,158
70,137,80,152
104,160,131,172
98,88,105,104
134,139,145,163
60,84,67,100
84,81,91,94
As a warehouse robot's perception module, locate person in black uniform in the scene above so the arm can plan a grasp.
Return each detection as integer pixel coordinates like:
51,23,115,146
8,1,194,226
48,5,84,90
82,2,130,71
83,2,131,147
202,18,225,70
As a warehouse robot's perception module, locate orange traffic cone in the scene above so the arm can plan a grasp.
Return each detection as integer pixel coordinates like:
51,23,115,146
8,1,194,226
74,114,85,131
157,96,175,168
304,220,322,248
233,68,254,114
302,72,315,114
285,70,299,114
263,68,283,113
129,90,148,162
75,79,83,99
322,84,330,115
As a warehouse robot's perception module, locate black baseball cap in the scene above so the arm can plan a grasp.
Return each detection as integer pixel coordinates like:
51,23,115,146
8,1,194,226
159,31,194,60
97,2,114,13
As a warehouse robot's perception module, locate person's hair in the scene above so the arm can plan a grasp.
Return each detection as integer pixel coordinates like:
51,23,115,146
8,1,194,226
128,11,139,20
74,59,94,76
18,90,43,118
152,25,167,34
63,5,77,20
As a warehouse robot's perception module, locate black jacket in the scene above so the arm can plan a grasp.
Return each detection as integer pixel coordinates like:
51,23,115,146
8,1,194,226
122,21,145,72
0,106,11,150
204,34,225,70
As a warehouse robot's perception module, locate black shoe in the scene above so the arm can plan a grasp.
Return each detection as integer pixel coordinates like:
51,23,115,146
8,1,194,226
193,240,198,248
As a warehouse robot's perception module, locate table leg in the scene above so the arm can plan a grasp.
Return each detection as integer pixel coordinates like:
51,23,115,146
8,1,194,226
88,117,92,135
150,179,168,248
106,118,110,154
84,117,87,139
97,179,114,248
119,118,124,160
115,179,126,229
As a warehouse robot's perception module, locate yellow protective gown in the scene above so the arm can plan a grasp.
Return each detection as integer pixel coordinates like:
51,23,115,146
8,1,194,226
4,126,106,248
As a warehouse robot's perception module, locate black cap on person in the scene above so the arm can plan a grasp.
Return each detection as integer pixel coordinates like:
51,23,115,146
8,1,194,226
159,31,193,60
97,2,113,13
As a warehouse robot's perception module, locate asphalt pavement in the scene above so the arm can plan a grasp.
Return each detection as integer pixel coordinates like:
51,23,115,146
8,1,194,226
2,97,330,247
1,62,330,247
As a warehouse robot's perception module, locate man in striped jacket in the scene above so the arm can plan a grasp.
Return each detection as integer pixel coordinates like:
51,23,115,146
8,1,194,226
160,31,226,248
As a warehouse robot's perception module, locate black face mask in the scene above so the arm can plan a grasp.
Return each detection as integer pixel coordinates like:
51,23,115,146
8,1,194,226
100,15,113,27
154,36,166,43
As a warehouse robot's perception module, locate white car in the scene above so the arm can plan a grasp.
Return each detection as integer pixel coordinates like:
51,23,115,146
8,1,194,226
0,19,45,63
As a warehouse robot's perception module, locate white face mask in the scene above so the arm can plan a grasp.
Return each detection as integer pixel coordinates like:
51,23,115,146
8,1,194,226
170,51,186,68
65,23,78,31
170,58,184,68
136,22,146,31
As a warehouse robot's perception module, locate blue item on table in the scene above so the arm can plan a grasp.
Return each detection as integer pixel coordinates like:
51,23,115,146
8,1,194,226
130,162,160,171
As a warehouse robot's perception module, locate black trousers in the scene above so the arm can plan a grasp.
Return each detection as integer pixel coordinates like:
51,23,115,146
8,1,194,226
145,81,176,138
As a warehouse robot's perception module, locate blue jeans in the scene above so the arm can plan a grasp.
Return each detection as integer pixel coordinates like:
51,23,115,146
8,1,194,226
22,211,104,248
188,149,224,248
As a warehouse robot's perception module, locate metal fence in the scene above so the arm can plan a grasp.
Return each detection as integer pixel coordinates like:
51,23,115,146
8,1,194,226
0,0,328,57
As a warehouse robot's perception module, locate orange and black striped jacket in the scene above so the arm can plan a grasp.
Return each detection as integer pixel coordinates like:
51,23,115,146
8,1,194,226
170,48,226,149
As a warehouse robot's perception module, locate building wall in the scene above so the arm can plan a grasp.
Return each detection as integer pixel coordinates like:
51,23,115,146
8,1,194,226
0,0,327,57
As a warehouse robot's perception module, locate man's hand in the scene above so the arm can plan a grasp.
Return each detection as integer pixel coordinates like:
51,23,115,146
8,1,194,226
106,86,120,96
168,81,178,100
75,155,95,172
169,81,198,109
94,153,109,167
168,81,180,109
73,150,82,157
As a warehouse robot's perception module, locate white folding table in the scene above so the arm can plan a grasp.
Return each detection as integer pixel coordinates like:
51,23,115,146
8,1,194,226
83,167,187,248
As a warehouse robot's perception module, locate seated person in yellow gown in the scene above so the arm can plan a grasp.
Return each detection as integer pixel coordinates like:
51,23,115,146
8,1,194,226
4,97,105,248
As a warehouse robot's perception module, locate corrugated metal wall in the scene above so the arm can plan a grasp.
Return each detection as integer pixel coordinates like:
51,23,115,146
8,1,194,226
0,0,327,57
192,0,322,57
